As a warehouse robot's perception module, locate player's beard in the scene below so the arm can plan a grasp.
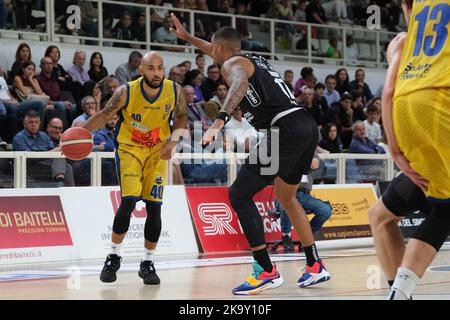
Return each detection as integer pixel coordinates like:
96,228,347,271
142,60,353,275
143,74,165,89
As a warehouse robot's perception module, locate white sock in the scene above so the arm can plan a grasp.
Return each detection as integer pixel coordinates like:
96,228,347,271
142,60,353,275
389,267,419,300
110,241,121,256
143,248,155,262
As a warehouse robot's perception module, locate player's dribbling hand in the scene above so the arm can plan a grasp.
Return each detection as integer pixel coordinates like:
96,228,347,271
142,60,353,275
392,151,429,191
201,120,224,146
159,140,179,160
169,13,188,41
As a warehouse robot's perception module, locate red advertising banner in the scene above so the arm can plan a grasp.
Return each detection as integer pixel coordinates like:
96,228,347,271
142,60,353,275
0,196,73,249
185,186,298,253
110,190,147,218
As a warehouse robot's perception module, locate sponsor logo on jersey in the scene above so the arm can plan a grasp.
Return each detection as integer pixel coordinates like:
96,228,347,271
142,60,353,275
165,104,171,112
245,83,262,107
155,175,163,185
143,105,161,110
131,122,149,132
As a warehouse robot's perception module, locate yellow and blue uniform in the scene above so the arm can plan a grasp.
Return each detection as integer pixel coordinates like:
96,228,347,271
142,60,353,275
114,77,177,203
393,0,450,201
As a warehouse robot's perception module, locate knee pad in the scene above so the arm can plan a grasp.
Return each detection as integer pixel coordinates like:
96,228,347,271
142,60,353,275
411,202,450,252
112,198,137,235
144,202,162,243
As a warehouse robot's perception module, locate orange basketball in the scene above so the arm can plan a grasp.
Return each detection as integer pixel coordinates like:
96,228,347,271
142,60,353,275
60,127,93,160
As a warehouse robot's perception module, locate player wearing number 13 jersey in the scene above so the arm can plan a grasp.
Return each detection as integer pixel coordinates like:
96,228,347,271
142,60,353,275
382,0,450,300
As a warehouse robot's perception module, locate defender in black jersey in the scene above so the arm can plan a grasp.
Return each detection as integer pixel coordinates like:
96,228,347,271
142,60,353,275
170,14,330,295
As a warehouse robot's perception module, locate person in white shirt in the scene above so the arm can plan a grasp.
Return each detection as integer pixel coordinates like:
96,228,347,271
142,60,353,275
225,107,261,152
345,34,359,66
363,104,382,143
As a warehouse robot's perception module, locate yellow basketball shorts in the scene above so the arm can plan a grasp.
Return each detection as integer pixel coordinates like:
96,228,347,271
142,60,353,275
393,88,450,201
115,143,167,203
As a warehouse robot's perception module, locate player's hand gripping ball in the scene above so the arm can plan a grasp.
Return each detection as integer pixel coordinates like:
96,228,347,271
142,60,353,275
60,127,93,160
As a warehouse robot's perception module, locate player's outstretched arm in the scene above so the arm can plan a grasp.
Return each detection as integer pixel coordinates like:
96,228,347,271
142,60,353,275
160,84,189,160
84,85,127,132
169,13,213,57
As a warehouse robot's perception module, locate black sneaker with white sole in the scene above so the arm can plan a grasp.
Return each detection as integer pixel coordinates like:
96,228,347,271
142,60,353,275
100,254,122,283
138,260,160,285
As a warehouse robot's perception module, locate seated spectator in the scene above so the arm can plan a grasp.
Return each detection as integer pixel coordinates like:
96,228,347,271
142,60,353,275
204,82,228,121
112,11,134,48
153,16,183,52
325,92,354,149
101,76,120,108
322,0,351,23
200,64,221,102
46,117,64,145
225,107,260,152
349,69,373,105
306,0,327,25
10,43,32,82
102,10,114,45
184,85,212,140
150,0,172,31
313,82,329,125
334,68,351,96
301,87,324,127
345,34,359,65
195,54,206,78
0,71,45,124
271,0,296,34
115,51,142,85
0,99,18,144
168,66,183,85
72,96,97,127
294,66,315,98
319,122,343,153
196,0,215,37
37,57,74,126
15,0,34,30
67,50,90,86
324,74,340,107
13,110,74,187
326,38,342,59
349,121,385,154
294,0,308,22
88,52,108,83
186,70,206,107
44,45,74,94
284,69,294,94
235,3,270,53
132,12,146,49
364,104,382,143
350,90,367,122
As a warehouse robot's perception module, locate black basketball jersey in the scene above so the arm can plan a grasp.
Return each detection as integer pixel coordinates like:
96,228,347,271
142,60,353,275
234,54,300,130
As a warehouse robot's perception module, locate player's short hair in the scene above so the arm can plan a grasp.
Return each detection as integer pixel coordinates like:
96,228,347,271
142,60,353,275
213,27,242,48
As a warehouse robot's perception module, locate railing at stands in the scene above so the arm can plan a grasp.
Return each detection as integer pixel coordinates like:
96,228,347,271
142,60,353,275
0,151,395,188
0,0,397,68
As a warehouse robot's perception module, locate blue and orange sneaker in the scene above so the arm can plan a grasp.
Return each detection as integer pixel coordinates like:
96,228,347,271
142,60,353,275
297,260,331,288
232,261,284,295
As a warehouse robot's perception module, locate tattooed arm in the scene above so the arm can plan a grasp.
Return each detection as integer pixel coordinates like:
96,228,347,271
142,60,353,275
160,83,189,160
83,85,127,132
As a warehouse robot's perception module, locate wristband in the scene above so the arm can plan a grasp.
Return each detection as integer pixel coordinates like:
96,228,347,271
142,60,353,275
217,110,231,124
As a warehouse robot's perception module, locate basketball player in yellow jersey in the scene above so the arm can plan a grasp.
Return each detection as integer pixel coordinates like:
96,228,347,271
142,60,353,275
84,52,188,285
382,0,450,299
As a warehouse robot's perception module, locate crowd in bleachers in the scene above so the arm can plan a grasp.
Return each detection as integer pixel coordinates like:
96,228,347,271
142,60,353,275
0,39,388,187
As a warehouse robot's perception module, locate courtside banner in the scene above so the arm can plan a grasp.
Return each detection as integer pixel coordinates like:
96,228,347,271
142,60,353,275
311,184,377,241
0,189,75,265
186,186,291,253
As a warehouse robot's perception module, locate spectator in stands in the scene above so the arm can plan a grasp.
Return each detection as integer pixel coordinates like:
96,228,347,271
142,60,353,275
180,60,192,73
349,68,373,105
15,0,33,30
112,11,134,48
88,52,108,83
0,71,45,124
44,45,73,93
13,110,74,187
324,74,340,107
195,54,206,77
200,64,220,102
225,106,260,152
326,37,341,59
0,98,18,144
294,66,315,98
326,92,354,149
217,0,232,28
349,120,384,154
284,69,294,94
235,2,270,53
204,82,228,121
313,82,329,123
351,0,368,26
37,57,74,124
302,87,324,127
115,51,142,85
271,0,296,34
306,0,327,25
79,0,98,38
150,0,172,31
67,50,90,86
10,43,32,81
334,68,350,96
294,0,308,22
46,117,64,146
101,76,119,108
187,69,206,106
184,85,212,139
364,104,382,144
168,66,183,85
319,122,343,153
153,16,183,51
196,0,215,36
350,90,367,122
102,10,114,44
132,12,146,48
345,34,358,65
72,96,97,127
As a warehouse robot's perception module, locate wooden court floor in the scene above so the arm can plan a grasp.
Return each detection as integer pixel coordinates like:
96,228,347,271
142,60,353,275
0,246,449,300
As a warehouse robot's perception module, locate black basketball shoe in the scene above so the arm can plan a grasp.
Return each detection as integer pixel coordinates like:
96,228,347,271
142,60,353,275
100,254,122,283
138,260,161,285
